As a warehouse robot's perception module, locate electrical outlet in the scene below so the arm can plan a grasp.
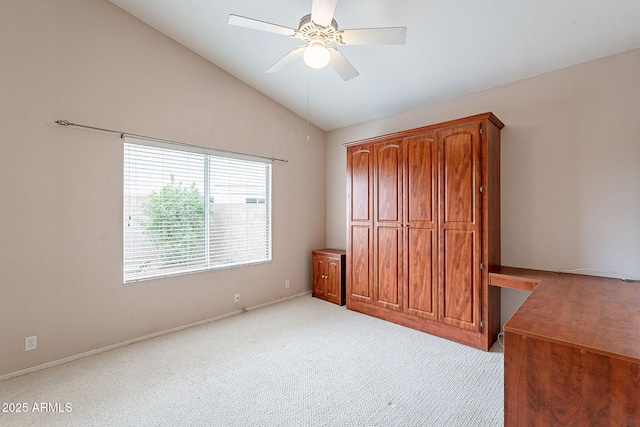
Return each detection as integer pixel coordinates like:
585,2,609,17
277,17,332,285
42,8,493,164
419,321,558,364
285,279,291,289
234,293,240,303
25,336,37,351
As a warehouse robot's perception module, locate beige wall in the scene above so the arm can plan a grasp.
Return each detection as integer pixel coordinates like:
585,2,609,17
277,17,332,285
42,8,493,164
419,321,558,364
326,48,640,326
0,0,325,376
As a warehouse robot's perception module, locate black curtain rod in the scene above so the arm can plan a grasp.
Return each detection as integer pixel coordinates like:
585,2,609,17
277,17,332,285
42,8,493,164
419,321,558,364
54,120,288,164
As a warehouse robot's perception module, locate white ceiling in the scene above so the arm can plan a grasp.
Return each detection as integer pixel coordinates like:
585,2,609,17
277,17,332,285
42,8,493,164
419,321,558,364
109,0,640,131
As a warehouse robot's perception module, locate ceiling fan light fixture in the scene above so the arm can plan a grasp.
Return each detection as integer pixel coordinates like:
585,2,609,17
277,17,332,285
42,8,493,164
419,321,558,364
303,43,331,69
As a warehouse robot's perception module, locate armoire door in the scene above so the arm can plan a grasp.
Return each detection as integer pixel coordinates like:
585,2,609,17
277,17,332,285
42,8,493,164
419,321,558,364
374,141,403,310
438,123,482,332
347,145,373,303
403,133,438,320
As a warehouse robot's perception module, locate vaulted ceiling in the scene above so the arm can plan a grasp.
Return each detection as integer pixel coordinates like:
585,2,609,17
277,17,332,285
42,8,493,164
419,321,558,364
110,0,640,131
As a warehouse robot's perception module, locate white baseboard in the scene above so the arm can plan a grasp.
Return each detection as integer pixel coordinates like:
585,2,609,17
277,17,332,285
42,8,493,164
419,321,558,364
0,291,311,382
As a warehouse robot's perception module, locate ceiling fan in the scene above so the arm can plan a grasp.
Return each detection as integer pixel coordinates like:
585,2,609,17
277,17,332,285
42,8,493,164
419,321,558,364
228,0,407,81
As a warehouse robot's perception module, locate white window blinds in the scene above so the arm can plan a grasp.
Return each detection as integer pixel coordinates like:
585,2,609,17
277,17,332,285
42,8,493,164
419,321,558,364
123,136,272,282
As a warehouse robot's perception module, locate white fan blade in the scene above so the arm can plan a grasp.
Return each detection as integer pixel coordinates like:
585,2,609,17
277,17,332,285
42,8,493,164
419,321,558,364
228,14,297,37
311,0,338,27
338,27,407,45
266,46,306,73
328,48,359,81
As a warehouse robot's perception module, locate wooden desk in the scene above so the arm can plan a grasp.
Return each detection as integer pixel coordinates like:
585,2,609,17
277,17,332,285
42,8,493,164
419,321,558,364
501,268,640,426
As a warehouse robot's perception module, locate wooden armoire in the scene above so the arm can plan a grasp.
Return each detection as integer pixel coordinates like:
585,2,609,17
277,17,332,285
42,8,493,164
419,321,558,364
345,112,503,351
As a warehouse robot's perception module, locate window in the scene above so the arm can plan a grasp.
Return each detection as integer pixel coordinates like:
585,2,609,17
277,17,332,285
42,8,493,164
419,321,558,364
123,136,272,282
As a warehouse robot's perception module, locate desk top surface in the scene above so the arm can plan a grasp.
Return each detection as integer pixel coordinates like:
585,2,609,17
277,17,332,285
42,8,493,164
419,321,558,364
503,267,640,364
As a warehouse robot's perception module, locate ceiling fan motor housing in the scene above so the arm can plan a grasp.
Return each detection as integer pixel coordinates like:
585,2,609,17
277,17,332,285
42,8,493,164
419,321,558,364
298,14,339,45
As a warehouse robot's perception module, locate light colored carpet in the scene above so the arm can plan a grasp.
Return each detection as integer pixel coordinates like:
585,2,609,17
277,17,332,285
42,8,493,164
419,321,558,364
0,294,504,426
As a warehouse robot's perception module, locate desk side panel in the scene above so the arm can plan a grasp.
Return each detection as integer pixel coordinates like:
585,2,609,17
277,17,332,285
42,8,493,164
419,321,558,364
504,331,640,426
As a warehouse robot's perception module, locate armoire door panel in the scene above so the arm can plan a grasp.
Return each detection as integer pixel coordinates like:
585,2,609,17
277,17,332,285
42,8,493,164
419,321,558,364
406,227,436,319
375,144,402,223
350,149,371,222
376,226,401,307
441,129,477,224
350,226,372,300
441,229,477,330
406,134,436,224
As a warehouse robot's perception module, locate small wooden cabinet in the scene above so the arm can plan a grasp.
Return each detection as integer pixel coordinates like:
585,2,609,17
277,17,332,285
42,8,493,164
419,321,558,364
312,249,346,305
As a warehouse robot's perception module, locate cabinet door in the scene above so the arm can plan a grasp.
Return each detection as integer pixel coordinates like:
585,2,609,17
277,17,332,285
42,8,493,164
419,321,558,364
404,133,438,320
312,254,326,298
374,142,403,310
347,146,373,302
438,124,482,331
325,258,341,304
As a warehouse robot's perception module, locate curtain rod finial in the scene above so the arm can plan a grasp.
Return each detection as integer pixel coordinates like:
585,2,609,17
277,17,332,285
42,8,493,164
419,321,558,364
55,120,71,126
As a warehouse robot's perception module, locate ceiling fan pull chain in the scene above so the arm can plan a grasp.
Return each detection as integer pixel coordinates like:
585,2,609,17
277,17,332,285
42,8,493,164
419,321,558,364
306,70,311,142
